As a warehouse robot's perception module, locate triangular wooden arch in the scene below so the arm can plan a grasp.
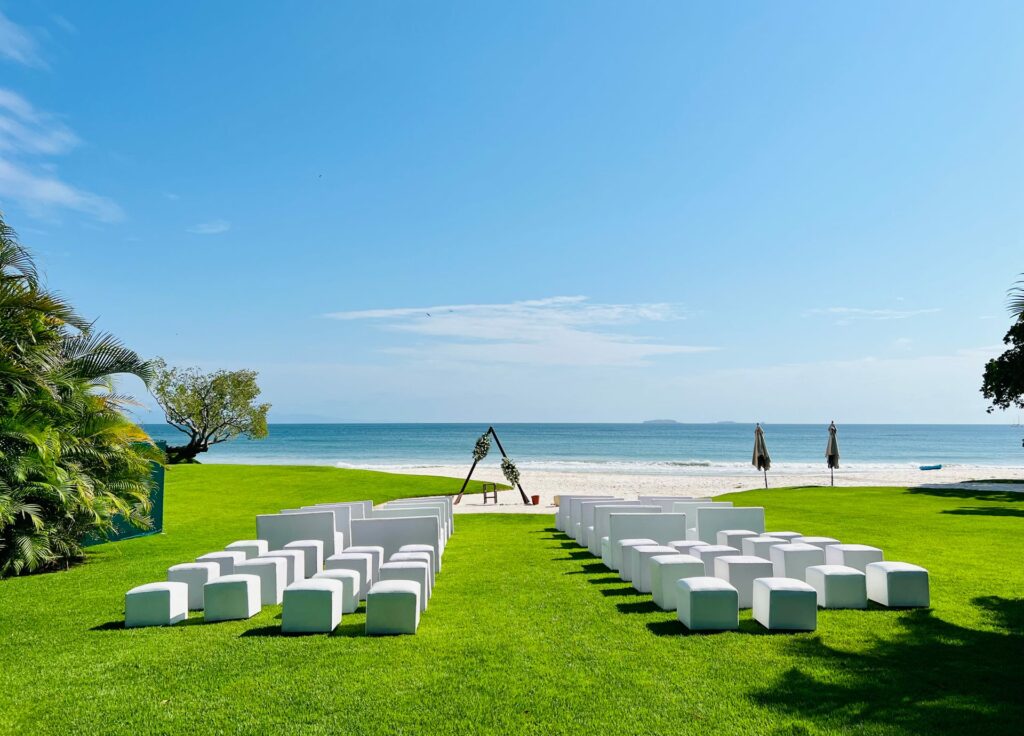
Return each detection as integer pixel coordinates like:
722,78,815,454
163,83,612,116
453,426,531,505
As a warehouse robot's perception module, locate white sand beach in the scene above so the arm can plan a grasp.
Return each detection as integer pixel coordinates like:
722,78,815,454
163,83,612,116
384,464,1024,514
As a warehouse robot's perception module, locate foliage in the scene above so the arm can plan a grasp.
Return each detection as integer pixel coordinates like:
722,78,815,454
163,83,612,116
981,320,1024,445
500,456,520,486
472,432,491,462
0,213,158,577
0,467,1020,734
150,360,270,463
1008,275,1024,320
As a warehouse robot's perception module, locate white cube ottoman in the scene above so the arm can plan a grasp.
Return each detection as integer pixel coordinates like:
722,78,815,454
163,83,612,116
225,540,268,559
717,529,759,551
866,561,930,607
345,545,385,582
399,543,439,574
676,577,738,631
282,579,343,633
261,550,304,585
752,577,817,631
125,582,189,627
669,540,709,556
742,536,788,560
770,543,825,581
379,561,430,612
692,545,739,572
805,564,867,609
204,574,262,622
616,539,656,581
325,553,373,599
794,536,841,551
714,555,776,608
167,562,220,610
366,580,420,635
284,539,324,578
196,551,246,576
313,569,361,613
650,554,705,611
235,557,287,605
390,552,434,594
825,544,883,572
631,545,678,593
765,531,801,541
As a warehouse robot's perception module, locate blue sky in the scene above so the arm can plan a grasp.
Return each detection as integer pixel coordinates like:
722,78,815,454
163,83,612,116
1,2,1022,423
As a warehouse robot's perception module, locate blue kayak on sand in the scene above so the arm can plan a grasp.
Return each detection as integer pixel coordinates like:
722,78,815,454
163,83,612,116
919,464,943,471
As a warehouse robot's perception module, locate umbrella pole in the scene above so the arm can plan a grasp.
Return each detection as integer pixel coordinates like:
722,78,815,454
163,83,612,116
764,469,768,489
831,467,834,487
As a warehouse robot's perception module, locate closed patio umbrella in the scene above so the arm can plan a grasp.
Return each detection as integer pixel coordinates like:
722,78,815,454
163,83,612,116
752,423,771,488
826,421,840,486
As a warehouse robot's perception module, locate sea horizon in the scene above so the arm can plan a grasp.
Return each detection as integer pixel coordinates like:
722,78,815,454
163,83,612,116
141,422,1024,474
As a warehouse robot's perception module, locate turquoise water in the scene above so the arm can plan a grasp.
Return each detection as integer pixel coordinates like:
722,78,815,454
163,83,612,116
142,423,1024,474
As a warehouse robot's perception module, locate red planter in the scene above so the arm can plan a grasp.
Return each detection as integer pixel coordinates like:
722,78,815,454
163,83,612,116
531,494,541,506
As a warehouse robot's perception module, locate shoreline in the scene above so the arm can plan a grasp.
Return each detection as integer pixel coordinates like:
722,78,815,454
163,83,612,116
383,462,1024,514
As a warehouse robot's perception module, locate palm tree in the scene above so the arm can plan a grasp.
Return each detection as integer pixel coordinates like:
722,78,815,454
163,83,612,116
1009,275,1024,321
0,213,158,576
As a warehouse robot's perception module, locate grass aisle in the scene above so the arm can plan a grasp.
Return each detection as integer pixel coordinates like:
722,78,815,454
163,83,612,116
0,466,1021,734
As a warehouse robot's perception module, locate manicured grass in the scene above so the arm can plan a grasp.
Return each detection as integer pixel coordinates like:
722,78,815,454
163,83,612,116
0,467,1021,735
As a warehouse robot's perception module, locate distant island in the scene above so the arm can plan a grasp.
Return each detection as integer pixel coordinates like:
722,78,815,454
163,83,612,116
642,419,680,425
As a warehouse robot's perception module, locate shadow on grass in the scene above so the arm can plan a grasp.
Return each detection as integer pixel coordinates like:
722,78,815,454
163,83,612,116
942,506,1024,518
564,563,609,576
646,619,748,637
552,551,593,560
239,620,365,638
91,616,208,631
906,486,1024,503
616,600,660,614
749,596,1024,735
600,586,645,598
586,575,624,584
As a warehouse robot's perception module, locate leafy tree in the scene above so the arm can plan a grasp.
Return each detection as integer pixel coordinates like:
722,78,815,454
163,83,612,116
151,360,270,464
0,213,158,576
981,321,1024,414
981,275,1024,448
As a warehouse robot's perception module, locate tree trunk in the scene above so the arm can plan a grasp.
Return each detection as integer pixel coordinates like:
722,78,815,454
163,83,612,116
166,441,207,464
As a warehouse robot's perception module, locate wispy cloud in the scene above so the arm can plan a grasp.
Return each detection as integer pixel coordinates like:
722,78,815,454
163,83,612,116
326,296,716,366
187,219,231,235
0,88,123,222
0,11,45,68
809,306,940,325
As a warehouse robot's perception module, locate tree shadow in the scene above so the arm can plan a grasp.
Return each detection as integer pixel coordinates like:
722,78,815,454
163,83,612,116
906,486,1024,503
941,507,1024,518
748,596,1024,735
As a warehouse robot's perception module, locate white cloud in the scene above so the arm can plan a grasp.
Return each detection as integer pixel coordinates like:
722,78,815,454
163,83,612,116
187,219,231,235
0,11,44,68
326,296,715,367
0,159,123,222
809,306,940,325
0,90,78,155
0,88,123,222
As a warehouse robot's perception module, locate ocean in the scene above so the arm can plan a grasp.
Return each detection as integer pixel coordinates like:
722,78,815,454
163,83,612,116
141,423,1024,475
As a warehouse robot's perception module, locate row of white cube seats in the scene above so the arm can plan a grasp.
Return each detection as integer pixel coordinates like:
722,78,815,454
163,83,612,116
613,532,929,632
125,540,436,634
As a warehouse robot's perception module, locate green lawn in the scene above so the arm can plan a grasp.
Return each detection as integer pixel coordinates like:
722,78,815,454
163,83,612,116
0,466,1021,735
